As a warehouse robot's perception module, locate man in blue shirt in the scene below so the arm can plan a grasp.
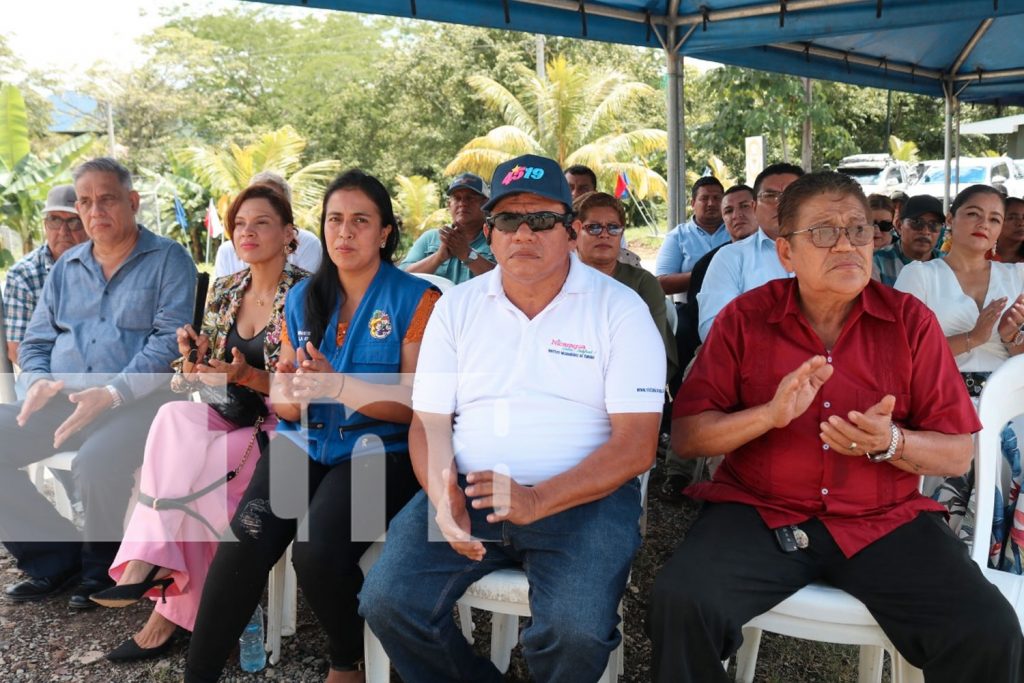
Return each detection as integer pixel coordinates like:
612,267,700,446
0,158,196,609
696,163,804,342
656,176,729,296
401,172,496,284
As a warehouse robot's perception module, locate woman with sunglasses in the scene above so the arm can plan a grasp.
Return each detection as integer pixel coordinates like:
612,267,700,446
183,170,438,683
572,191,677,380
867,193,895,250
91,184,308,661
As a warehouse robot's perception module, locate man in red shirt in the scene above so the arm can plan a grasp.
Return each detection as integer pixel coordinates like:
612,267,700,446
647,172,1023,683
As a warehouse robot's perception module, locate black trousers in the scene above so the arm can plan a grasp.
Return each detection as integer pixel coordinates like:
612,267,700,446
184,436,419,682
0,392,166,583
647,502,1024,683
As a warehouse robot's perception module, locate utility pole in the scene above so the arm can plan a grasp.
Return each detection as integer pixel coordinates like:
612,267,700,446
106,102,116,157
536,34,546,140
884,89,892,153
801,78,813,172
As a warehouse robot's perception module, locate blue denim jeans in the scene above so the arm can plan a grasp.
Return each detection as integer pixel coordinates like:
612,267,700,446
359,478,642,683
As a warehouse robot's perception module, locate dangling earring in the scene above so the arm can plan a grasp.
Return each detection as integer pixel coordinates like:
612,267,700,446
992,240,999,256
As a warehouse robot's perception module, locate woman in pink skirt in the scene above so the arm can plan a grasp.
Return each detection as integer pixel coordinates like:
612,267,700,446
90,182,308,662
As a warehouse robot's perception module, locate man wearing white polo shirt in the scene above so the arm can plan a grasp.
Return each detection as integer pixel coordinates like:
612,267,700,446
360,154,666,683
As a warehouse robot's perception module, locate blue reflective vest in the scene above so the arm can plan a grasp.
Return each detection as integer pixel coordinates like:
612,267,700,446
277,263,432,465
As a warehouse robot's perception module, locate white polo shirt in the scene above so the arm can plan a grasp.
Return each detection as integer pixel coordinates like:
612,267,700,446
413,253,666,485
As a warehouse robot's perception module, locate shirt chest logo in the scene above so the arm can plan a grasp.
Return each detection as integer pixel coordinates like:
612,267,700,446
369,310,393,339
547,338,595,360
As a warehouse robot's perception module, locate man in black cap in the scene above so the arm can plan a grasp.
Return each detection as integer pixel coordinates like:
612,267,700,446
3,185,88,364
873,194,945,285
401,172,495,284
361,153,665,682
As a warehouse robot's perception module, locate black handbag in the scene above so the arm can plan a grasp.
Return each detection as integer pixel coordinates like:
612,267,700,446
202,383,269,428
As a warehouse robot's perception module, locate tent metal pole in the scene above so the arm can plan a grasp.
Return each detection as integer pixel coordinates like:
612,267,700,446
949,19,993,77
943,82,953,214
954,66,1024,82
954,97,962,200
666,50,683,231
665,0,684,232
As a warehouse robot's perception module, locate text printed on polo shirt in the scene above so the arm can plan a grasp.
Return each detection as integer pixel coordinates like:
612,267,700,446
548,338,595,360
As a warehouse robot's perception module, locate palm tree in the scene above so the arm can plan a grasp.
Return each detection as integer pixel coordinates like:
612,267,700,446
888,135,919,164
446,56,667,201
176,125,341,231
393,175,449,238
0,84,96,252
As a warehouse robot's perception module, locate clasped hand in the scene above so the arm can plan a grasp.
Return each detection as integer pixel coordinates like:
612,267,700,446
439,225,470,261
177,325,255,387
274,342,345,403
767,355,895,457
435,466,542,561
17,380,114,449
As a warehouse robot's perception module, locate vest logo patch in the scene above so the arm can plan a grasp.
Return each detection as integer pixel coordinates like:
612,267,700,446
369,310,393,339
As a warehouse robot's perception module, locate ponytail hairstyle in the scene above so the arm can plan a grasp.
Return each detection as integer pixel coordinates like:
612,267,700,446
303,169,400,348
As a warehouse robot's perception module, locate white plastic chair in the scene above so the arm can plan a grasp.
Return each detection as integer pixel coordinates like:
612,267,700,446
971,355,1024,625
362,471,651,681
664,296,678,335
736,361,1024,682
266,544,298,665
410,271,454,293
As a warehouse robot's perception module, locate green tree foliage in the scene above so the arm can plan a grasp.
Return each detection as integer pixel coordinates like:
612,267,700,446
393,175,448,237
0,35,56,144
176,125,341,231
447,55,667,199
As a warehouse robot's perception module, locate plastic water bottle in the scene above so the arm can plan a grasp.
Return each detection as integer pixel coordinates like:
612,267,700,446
239,604,267,672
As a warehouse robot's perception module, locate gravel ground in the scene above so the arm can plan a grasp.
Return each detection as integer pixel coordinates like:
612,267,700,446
0,465,869,683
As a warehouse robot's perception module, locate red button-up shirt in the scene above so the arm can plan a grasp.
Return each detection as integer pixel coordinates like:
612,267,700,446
676,278,980,557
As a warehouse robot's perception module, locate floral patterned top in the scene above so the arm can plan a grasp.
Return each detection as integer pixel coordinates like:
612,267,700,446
172,263,308,375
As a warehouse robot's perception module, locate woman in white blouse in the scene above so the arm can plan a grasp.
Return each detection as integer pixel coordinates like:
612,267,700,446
895,184,1024,383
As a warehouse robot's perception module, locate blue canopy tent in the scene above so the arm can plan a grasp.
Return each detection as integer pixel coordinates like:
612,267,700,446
248,0,1024,222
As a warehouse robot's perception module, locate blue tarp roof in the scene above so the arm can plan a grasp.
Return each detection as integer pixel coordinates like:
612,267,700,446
249,0,1024,103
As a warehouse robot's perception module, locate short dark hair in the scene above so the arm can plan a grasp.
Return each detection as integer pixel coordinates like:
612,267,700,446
565,165,597,188
573,191,625,225
691,175,724,201
225,184,294,243
723,184,755,200
867,193,894,213
777,171,868,236
72,157,133,191
950,184,1006,216
753,163,804,196
1005,196,1024,211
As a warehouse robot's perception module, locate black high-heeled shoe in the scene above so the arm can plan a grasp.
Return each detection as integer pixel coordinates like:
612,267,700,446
89,565,174,608
105,627,184,663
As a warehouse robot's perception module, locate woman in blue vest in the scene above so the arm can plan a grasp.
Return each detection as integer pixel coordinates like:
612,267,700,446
184,170,440,683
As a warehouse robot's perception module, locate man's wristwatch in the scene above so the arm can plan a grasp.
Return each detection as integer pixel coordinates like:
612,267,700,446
867,423,900,462
104,385,124,410
462,249,480,264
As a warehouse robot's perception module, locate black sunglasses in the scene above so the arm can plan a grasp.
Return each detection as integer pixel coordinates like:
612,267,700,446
873,220,894,232
582,223,624,236
487,211,572,233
